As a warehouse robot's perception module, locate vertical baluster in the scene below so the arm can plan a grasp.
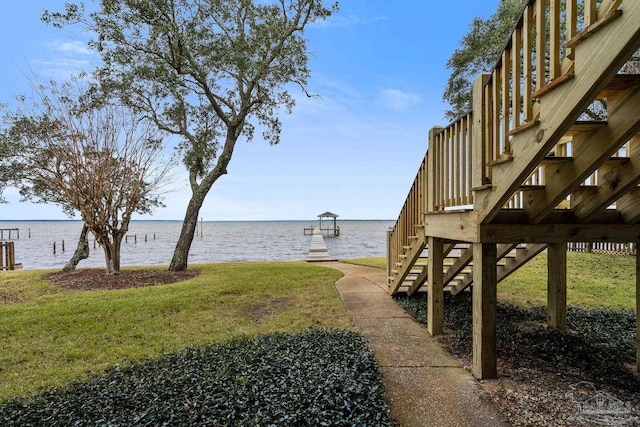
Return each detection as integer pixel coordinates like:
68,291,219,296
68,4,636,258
461,115,468,204
435,133,440,210
501,50,510,154
512,28,522,129
454,120,460,205
440,131,446,209
492,69,501,161
523,5,534,121
449,123,455,205
435,132,441,210
550,0,561,79
566,0,578,59
472,74,489,190
585,0,597,25
444,128,450,206
421,159,428,216
467,113,473,203
484,82,493,180
536,0,547,91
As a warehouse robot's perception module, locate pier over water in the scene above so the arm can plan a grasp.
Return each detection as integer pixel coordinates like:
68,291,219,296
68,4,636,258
306,228,333,262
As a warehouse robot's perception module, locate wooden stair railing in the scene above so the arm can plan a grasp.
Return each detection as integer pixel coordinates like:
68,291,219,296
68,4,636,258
388,0,640,296
388,0,640,379
473,0,640,224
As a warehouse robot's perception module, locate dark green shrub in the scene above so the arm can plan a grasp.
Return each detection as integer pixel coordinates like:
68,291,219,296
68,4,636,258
0,330,392,426
394,293,639,391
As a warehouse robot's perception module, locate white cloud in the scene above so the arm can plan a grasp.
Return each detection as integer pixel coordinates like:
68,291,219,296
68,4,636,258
46,40,93,56
377,88,422,110
34,39,98,79
313,13,388,28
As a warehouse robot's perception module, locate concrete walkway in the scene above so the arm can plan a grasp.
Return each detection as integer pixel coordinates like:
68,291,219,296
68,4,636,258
324,261,509,427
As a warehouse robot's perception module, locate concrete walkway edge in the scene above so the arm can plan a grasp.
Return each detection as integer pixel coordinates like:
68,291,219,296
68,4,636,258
324,261,509,427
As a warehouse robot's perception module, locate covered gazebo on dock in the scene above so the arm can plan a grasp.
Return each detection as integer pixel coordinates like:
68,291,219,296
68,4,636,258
304,211,340,236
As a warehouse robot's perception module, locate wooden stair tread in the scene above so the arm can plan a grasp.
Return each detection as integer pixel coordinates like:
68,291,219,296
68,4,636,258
565,121,607,136
598,74,640,99
541,156,573,165
520,184,545,191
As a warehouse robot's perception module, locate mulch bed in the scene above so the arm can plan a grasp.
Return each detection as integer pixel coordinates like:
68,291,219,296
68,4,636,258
46,268,200,291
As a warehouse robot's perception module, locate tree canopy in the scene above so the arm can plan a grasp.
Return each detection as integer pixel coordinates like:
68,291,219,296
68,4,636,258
5,78,170,274
443,0,526,121
44,0,338,270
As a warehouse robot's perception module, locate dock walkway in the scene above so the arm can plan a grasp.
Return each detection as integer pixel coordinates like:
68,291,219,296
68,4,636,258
306,228,333,262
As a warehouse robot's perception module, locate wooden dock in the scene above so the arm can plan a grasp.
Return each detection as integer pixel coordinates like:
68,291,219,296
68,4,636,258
306,228,334,262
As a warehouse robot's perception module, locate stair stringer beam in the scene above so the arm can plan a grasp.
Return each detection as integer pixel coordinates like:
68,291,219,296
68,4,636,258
450,243,548,296
527,85,640,223
407,243,455,296
388,236,426,296
572,134,640,222
475,2,640,225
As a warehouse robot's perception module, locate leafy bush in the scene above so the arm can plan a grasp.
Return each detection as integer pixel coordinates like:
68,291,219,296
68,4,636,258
394,294,639,391
0,330,392,426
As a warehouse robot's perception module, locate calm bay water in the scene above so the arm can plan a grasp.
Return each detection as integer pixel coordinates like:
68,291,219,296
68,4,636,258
0,220,394,270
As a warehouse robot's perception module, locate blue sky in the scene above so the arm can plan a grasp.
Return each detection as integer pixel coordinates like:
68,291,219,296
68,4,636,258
0,1,501,221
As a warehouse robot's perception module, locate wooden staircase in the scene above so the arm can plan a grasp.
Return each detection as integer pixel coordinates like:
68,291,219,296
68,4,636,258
386,0,640,379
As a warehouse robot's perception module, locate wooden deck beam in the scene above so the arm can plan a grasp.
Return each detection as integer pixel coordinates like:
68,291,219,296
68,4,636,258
547,242,567,330
479,222,640,243
427,237,444,336
423,211,478,242
472,243,497,379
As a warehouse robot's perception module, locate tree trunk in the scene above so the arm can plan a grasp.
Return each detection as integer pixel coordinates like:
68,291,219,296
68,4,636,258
62,224,90,271
110,233,123,273
169,188,208,271
101,237,116,275
169,130,239,271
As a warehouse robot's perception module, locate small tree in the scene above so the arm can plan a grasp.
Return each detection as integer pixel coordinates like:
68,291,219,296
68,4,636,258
44,0,338,271
6,79,170,274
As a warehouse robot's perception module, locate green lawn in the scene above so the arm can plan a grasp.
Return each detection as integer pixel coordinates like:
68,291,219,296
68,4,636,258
342,257,387,269
0,262,350,402
500,251,637,311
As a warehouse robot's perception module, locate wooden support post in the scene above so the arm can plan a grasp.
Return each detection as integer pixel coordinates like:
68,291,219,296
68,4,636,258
427,236,444,336
472,242,498,379
427,127,443,212
472,74,491,188
547,242,567,330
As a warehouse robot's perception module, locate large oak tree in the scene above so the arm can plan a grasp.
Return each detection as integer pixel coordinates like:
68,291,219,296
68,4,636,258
44,0,338,271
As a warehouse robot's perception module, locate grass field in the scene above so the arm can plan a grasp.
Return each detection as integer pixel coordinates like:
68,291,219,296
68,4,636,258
0,262,350,402
343,252,637,311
